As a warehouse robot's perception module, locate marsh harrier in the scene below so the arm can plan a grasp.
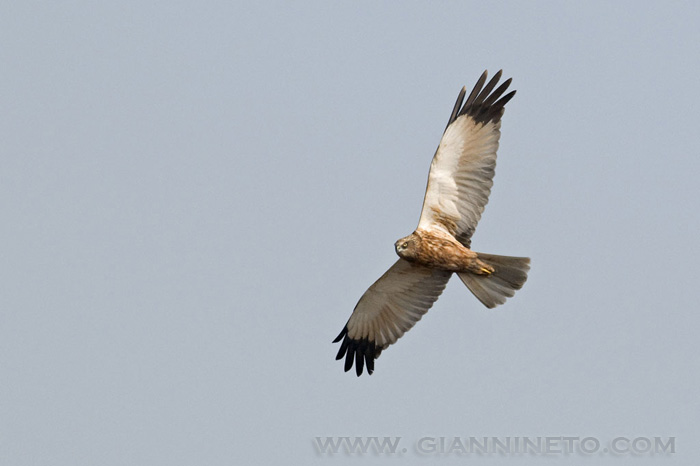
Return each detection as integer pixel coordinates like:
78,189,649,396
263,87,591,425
334,70,530,376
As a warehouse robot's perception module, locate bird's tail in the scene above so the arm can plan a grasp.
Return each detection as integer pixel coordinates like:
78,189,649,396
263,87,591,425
457,253,530,309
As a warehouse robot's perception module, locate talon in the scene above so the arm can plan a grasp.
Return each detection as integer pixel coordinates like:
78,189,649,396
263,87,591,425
480,267,493,275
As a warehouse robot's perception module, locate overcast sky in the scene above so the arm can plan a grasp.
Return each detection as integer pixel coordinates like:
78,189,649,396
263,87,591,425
2,1,699,465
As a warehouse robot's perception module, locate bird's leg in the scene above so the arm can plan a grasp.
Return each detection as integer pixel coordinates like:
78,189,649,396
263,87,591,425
472,258,494,275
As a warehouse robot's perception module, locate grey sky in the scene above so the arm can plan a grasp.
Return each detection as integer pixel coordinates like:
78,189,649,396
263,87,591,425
2,1,699,465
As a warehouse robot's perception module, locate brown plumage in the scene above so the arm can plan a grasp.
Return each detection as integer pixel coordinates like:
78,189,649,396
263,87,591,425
394,229,492,275
334,70,530,376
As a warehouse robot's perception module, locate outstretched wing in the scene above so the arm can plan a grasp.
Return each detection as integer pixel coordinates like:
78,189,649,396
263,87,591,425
417,70,515,247
333,259,451,376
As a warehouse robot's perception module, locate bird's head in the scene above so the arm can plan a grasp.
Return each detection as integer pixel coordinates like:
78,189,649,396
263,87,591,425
394,233,420,261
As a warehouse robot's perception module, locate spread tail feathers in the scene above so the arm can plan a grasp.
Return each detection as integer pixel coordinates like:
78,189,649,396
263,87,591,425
457,253,530,309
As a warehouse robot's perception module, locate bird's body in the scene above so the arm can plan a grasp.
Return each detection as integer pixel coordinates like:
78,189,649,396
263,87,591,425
395,229,491,275
334,70,530,376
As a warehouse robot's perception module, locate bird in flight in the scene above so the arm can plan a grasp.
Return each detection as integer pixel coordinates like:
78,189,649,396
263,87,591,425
333,70,530,376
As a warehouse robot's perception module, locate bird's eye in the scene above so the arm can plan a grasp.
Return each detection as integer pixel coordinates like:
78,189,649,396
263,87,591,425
402,242,408,248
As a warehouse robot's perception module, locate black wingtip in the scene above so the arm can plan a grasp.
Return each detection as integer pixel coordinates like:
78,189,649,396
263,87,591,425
333,327,380,376
462,71,488,110
344,348,354,372
332,326,347,343
446,86,467,131
355,348,364,376
448,70,515,127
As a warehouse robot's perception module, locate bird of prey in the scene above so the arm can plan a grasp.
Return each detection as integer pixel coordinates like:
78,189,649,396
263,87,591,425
333,70,530,376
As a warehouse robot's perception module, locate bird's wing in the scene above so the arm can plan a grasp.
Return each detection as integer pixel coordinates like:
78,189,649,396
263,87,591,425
417,70,515,247
334,258,451,376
